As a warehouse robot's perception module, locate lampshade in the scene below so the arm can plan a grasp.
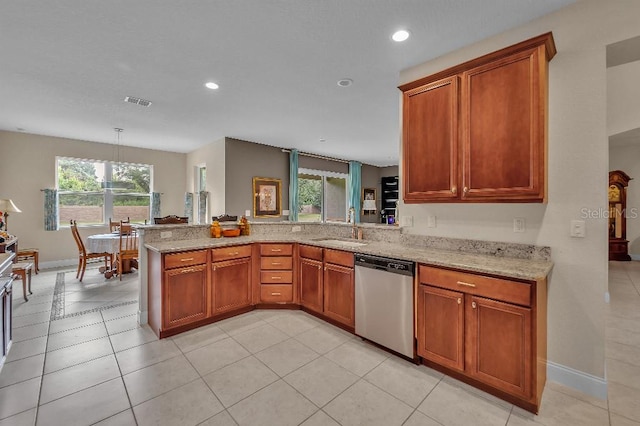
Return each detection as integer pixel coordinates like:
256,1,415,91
0,199,21,213
362,199,377,211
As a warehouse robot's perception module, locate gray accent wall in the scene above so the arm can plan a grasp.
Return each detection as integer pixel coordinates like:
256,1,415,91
225,138,289,221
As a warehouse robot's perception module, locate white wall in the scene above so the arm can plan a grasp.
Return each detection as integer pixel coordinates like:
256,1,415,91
398,0,640,395
608,61,640,136
0,130,187,264
186,138,226,218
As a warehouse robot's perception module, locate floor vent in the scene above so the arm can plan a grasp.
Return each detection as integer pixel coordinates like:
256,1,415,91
124,96,152,107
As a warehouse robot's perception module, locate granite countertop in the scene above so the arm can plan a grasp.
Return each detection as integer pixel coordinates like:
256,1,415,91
145,235,552,281
0,252,16,274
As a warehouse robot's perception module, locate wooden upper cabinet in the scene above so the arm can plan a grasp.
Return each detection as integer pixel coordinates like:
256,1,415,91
400,32,555,203
403,76,459,201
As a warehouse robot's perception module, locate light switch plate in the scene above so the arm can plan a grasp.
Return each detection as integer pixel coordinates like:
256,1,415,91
401,216,413,227
513,218,525,233
427,216,436,228
245,210,251,217
570,220,586,238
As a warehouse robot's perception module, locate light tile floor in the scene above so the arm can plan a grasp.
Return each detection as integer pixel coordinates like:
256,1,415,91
0,263,638,425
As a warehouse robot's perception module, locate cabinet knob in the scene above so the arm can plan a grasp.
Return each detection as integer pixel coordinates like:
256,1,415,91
451,186,457,194
457,297,461,304
472,301,477,309
463,187,469,194
317,265,321,270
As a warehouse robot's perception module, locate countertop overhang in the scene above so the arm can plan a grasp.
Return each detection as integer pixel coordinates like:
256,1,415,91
145,235,552,282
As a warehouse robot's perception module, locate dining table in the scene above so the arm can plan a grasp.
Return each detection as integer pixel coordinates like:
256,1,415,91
87,232,138,277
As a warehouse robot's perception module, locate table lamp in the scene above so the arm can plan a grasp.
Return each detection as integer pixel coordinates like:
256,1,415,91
0,199,21,232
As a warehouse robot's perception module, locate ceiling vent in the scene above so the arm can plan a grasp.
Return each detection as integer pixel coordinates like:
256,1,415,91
124,96,152,107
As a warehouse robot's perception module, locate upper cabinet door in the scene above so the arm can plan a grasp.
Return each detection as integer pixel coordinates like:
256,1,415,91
403,76,459,202
400,32,554,204
461,46,546,201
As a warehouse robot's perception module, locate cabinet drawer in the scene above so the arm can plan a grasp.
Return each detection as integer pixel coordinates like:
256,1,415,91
211,245,251,262
164,250,207,269
419,265,531,306
324,249,354,268
260,285,293,303
260,244,293,256
260,271,293,284
260,257,293,270
299,244,323,261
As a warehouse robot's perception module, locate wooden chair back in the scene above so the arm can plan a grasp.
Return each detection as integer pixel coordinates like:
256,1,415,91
118,225,138,260
109,217,130,232
70,220,87,255
154,215,189,224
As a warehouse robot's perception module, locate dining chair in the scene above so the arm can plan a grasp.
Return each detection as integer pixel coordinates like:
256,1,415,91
70,220,112,282
109,217,130,233
116,222,139,280
153,215,189,224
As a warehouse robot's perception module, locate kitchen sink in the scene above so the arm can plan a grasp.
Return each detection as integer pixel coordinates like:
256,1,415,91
313,238,368,248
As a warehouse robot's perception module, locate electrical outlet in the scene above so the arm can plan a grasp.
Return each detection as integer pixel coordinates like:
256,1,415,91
401,216,413,227
160,231,172,239
292,225,301,233
427,216,436,228
570,220,586,238
513,218,525,233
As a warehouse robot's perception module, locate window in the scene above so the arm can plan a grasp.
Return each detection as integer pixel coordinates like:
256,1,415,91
57,157,152,226
297,168,347,222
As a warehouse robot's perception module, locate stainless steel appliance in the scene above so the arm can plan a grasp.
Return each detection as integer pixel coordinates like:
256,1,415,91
354,253,415,359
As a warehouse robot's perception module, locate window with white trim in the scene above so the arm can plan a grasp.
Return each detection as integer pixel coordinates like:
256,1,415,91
57,157,152,226
297,168,348,222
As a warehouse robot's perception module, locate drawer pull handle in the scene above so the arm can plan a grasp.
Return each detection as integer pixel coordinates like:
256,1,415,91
181,268,196,274
271,262,282,265
271,276,282,280
228,252,239,256
271,249,282,252
271,292,281,296
457,298,461,304
472,301,477,309
457,281,476,288
180,257,194,262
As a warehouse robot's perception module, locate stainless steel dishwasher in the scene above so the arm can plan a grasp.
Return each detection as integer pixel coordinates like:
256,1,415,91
354,253,415,359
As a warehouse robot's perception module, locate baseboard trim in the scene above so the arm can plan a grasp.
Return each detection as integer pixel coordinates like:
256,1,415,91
40,259,77,269
631,254,640,261
547,361,607,400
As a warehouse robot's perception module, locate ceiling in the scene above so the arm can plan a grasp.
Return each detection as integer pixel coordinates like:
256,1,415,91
0,0,575,166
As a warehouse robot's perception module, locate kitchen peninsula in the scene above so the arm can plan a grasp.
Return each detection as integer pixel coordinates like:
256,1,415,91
139,221,552,413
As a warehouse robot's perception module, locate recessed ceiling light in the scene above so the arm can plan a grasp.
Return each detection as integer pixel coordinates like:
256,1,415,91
337,78,353,87
392,29,410,42
205,82,219,90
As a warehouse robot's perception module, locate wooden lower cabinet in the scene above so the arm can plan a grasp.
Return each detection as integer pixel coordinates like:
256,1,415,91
467,295,532,398
299,256,323,313
323,251,355,328
212,257,252,315
163,263,208,330
417,285,464,371
258,243,294,304
417,264,545,413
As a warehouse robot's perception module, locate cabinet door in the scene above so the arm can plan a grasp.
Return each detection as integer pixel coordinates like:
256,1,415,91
417,285,464,372
299,257,323,313
323,263,354,327
461,47,545,201
466,295,532,398
163,265,208,329
212,257,252,315
403,76,459,202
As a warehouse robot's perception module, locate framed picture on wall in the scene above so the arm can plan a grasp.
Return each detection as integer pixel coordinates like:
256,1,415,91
362,187,377,215
253,177,282,217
